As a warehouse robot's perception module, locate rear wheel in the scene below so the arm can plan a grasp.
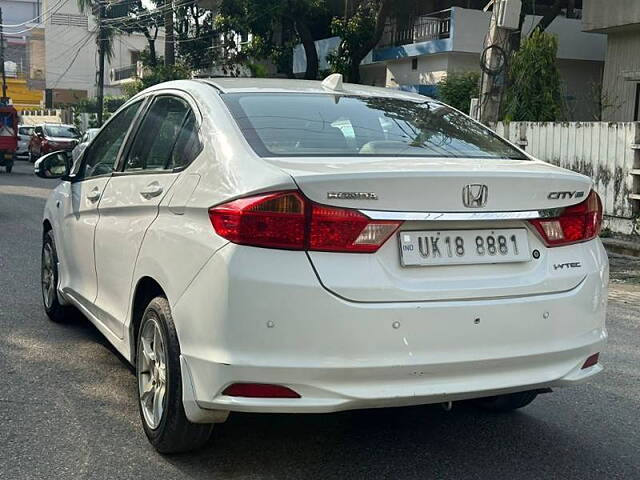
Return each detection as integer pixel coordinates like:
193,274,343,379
136,296,213,454
472,391,539,412
41,231,75,322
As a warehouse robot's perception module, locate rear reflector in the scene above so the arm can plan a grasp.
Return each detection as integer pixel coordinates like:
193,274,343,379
529,190,603,247
581,353,600,369
209,190,402,253
222,383,301,398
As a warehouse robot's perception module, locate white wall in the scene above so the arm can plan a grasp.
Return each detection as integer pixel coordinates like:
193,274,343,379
43,0,164,97
496,121,638,227
451,7,606,61
386,54,449,87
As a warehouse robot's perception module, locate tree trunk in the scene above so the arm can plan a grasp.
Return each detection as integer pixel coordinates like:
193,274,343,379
533,0,564,33
164,0,175,67
143,29,157,67
348,0,393,83
295,19,318,80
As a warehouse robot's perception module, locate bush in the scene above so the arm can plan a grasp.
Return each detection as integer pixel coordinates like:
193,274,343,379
437,72,480,113
503,30,563,121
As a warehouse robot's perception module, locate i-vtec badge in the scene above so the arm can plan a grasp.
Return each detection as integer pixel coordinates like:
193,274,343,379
548,191,585,200
327,192,378,200
554,262,581,270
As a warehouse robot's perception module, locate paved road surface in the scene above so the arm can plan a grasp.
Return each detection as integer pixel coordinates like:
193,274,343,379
1,161,639,479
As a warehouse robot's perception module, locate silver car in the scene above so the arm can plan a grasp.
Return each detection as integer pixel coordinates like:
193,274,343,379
16,125,34,157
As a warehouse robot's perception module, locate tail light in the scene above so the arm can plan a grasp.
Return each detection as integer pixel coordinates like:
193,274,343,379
529,190,602,247
209,190,402,253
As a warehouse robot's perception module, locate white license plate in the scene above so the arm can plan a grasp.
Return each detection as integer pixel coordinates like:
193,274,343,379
399,229,531,267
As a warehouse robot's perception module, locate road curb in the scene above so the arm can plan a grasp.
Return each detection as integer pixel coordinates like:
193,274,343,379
602,238,640,258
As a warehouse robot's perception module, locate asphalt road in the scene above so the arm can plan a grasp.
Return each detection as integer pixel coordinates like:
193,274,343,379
1,161,640,480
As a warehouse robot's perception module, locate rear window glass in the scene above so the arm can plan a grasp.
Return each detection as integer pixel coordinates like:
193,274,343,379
44,125,80,138
222,93,527,160
19,126,34,136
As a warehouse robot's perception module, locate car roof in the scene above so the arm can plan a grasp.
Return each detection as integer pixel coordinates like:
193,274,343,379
198,78,428,101
139,78,429,103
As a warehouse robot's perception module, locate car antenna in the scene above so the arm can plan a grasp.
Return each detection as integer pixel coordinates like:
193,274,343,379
322,73,343,92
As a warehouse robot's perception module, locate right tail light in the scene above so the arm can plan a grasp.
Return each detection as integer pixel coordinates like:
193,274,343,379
529,190,603,247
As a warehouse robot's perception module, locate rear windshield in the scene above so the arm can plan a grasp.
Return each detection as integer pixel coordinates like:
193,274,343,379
222,93,527,160
44,125,80,138
19,126,34,136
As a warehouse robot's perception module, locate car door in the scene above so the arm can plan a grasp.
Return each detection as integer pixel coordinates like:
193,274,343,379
93,94,201,337
31,126,43,155
56,101,144,315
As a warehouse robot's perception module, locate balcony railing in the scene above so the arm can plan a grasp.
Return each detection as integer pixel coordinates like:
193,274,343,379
111,64,138,82
379,9,451,48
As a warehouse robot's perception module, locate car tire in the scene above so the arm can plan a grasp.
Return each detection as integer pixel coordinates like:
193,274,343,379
136,296,213,454
41,230,75,322
471,391,539,412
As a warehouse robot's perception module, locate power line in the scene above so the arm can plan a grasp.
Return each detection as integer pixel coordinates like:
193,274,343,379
53,32,95,88
0,0,69,28
1,0,69,35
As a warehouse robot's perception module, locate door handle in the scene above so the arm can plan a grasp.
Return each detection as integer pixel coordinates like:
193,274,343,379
87,187,101,203
140,182,163,199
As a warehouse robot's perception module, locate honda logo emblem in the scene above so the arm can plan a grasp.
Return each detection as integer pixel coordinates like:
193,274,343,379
462,184,488,208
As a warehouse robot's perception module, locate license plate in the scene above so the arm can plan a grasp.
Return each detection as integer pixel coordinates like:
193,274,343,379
399,229,531,267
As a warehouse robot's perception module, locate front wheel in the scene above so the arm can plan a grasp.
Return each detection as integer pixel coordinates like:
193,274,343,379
136,296,213,454
41,231,75,322
471,391,539,412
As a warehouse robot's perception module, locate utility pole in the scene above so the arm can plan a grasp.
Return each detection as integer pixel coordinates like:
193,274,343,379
164,0,175,66
478,0,521,125
96,2,106,126
0,8,8,105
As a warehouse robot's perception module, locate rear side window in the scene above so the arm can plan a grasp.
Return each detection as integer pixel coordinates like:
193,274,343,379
125,96,199,171
222,93,527,160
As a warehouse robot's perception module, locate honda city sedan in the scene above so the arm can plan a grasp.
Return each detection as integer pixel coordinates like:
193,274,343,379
35,76,608,453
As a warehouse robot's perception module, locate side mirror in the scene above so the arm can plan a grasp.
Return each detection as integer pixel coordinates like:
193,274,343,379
34,151,71,180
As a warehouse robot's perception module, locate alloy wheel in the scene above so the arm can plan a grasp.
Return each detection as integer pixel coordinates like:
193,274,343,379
41,243,55,309
137,317,168,430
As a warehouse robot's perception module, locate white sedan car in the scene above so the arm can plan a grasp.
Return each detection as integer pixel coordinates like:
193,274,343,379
36,76,608,453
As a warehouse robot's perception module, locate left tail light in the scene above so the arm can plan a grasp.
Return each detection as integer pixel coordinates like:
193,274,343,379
208,190,402,253
529,190,603,247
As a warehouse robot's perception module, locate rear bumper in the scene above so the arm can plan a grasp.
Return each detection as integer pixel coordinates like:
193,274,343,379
173,242,608,417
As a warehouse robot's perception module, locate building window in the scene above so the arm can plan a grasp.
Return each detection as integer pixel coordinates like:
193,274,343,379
635,84,640,121
411,58,418,70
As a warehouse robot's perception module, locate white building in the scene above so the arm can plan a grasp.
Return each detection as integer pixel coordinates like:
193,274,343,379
42,0,165,102
294,6,607,121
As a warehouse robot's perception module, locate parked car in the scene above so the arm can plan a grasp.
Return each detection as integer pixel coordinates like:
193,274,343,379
16,125,35,158
29,123,80,162
35,77,608,454
71,128,100,164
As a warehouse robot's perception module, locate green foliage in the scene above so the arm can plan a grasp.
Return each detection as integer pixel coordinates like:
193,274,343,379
122,64,192,98
437,72,480,114
74,96,128,114
503,30,564,121
327,3,378,80
216,0,329,78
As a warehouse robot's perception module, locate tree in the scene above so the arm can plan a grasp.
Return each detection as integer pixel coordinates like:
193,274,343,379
437,72,480,114
503,30,563,121
328,0,394,83
216,0,329,80
110,0,163,67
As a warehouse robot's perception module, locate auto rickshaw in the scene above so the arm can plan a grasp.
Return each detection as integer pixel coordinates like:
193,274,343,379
0,104,18,173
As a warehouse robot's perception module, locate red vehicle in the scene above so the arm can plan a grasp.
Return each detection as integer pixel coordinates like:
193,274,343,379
28,123,81,162
0,105,18,173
